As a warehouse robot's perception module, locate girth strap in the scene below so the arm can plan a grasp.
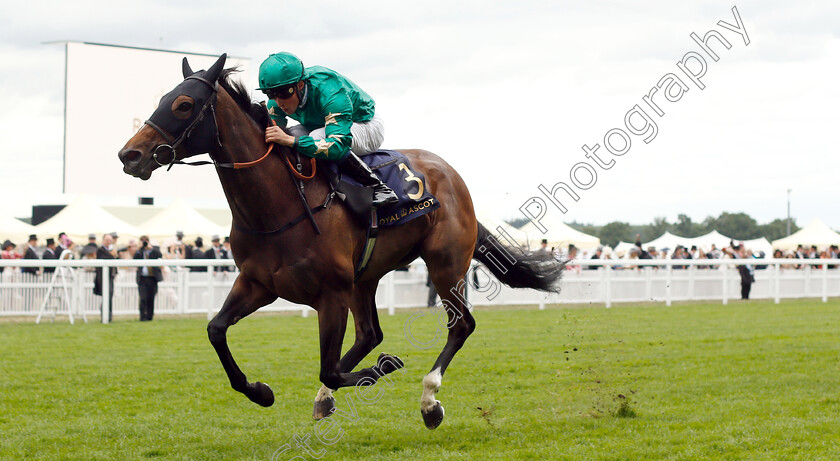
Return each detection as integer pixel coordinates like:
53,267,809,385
354,209,379,281
232,200,331,237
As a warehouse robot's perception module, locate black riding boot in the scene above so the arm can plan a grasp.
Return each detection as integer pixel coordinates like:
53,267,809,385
342,153,398,207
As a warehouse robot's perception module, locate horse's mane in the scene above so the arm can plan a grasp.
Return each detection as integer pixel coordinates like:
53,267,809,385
219,67,269,129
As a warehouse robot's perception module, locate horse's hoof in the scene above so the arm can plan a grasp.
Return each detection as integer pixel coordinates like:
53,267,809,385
246,381,275,407
313,396,336,420
421,400,445,429
377,353,405,375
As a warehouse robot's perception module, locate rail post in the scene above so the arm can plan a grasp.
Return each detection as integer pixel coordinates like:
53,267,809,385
387,271,396,316
206,266,215,320
101,265,110,324
804,265,811,297
822,263,828,303
722,262,729,305
177,268,186,314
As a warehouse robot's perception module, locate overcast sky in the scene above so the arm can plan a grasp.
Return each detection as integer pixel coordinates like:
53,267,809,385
1,0,838,231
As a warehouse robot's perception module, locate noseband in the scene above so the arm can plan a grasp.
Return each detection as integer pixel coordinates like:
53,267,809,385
143,75,221,170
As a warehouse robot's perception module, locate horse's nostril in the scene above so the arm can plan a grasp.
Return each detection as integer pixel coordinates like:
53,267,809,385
120,150,141,164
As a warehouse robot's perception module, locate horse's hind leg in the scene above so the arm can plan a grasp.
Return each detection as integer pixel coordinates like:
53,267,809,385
207,275,277,406
418,244,476,429
312,281,385,419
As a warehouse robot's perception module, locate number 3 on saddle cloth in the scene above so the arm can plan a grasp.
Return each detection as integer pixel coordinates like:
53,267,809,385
323,150,440,279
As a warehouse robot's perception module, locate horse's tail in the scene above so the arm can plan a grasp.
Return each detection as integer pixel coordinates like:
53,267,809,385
472,222,565,293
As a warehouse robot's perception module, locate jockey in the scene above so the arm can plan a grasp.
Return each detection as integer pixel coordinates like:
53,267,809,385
259,52,398,208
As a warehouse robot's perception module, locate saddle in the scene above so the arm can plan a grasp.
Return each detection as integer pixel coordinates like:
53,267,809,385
323,150,439,228
322,150,439,278
271,149,438,278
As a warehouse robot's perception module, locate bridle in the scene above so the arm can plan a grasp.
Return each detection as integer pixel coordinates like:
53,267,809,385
136,53,327,235
143,74,221,171
143,75,302,173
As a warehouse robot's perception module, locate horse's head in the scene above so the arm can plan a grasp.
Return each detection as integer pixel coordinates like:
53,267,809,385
119,53,227,180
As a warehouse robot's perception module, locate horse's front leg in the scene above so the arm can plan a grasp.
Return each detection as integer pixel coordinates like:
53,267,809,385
313,282,386,419
315,293,403,394
207,274,277,406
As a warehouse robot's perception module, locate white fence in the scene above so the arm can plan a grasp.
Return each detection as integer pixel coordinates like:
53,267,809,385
1,258,838,323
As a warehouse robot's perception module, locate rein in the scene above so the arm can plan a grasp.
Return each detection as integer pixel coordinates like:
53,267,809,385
147,81,323,235
286,156,317,179
154,109,318,178
232,143,274,169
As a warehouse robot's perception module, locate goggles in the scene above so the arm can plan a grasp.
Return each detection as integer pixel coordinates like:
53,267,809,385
264,83,297,100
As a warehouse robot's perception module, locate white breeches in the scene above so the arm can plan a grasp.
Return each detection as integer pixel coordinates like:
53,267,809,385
307,115,385,156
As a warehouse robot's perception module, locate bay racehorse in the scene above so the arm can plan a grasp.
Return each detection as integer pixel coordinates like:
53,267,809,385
118,54,564,429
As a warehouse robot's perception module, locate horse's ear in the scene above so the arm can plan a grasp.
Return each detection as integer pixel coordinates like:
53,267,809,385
206,53,227,83
182,57,194,78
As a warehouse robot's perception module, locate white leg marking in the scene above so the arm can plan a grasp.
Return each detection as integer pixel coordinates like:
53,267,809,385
315,384,334,403
420,367,443,413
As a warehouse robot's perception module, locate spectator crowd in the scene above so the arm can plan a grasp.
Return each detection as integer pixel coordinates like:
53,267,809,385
0,230,236,321
537,235,840,272
0,230,234,275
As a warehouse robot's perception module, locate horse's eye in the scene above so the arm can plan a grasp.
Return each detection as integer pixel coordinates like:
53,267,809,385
178,102,193,112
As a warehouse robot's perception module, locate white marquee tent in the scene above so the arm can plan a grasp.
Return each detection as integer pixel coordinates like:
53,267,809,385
473,207,532,249
684,230,731,252
0,215,38,243
518,219,600,251
743,237,773,255
771,219,840,251
616,232,723,257
641,231,685,252
643,230,772,255
33,195,142,243
613,241,637,256
138,198,228,243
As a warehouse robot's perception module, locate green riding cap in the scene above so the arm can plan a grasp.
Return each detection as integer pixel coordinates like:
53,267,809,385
257,52,305,90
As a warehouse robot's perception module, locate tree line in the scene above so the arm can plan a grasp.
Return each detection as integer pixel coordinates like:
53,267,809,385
506,212,800,249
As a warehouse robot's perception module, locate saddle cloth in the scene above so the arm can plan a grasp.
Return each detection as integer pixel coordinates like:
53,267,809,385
324,150,439,227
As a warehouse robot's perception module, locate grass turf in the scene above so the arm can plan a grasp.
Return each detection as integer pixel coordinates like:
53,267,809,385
1,299,839,460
